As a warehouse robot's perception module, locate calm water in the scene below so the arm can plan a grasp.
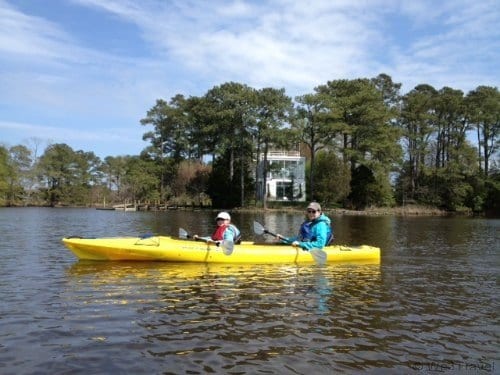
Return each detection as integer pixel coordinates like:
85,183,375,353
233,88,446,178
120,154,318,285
0,207,498,374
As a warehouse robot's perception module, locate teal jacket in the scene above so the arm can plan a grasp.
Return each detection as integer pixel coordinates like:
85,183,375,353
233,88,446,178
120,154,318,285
281,213,333,250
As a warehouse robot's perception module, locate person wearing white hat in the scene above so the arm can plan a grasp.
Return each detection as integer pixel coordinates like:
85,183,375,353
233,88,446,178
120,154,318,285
194,211,241,244
276,202,333,250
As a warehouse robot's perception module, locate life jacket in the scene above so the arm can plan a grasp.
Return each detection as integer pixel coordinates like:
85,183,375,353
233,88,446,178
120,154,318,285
211,224,242,244
299,217,334,246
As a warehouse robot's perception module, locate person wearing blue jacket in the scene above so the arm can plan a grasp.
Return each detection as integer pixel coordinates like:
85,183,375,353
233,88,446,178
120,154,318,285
276,202,333,251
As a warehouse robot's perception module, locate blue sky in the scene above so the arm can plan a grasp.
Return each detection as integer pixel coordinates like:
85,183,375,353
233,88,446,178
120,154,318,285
1,0,499,159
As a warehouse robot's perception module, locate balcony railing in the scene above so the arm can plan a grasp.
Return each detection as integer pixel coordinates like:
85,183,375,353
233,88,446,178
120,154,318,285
261,150,300,158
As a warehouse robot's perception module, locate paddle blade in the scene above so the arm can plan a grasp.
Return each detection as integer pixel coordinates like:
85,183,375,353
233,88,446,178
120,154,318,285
179,228,189,239
253,221,278,237
221,240,234,255
310,248,327,265
253,221,265,235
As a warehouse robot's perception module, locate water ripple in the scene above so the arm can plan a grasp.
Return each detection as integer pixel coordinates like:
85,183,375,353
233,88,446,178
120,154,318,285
0,209,498,374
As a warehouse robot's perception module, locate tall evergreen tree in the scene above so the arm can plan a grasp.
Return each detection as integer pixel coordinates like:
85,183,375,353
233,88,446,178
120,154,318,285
399,84,438,201
254,87,293,207
204,82,257,207
316,78,401,207
466,86,500,177
293,92,338,200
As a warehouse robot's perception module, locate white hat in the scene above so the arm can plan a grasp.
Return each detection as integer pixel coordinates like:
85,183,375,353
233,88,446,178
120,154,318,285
307,202,321,211
216,212,231,220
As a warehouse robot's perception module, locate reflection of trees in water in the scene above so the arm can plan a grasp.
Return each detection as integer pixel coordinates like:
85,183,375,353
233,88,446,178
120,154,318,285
67,262,381,351
67,263,380,315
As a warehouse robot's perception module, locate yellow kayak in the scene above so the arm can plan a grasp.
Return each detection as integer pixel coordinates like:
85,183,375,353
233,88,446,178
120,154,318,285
62,235,380,264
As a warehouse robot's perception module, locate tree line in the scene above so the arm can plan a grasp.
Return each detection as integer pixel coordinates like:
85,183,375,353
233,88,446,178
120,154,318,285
1,74,499,215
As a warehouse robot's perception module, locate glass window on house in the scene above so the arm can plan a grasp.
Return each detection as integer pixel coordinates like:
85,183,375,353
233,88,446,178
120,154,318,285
276,181,293,200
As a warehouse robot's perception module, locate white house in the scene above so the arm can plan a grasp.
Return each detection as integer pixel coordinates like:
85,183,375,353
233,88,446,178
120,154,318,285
256,150,306,202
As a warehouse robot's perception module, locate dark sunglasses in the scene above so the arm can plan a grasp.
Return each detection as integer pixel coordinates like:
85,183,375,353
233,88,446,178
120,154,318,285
307,209,317,213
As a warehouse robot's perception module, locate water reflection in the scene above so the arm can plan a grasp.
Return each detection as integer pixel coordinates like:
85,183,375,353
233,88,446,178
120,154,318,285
64,262,384,372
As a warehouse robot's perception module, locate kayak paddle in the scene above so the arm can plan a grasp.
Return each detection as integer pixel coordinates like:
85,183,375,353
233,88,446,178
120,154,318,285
178,227,234,255
253,220,278,237
253,221,327,265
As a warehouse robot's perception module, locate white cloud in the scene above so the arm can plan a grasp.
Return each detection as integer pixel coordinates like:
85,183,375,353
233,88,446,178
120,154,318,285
62,0,499,94
0,119,139,142
0,0,498,157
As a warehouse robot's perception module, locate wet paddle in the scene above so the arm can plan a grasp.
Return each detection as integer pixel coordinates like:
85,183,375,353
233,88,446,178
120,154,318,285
178,228,234,255
253,221,327,265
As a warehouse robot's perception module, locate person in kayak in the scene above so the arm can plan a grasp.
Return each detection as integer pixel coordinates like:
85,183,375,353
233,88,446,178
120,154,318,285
276,202,333,250
194,211,242,244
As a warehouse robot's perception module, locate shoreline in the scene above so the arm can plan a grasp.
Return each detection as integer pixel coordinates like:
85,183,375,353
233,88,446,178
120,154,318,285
1,204,472,216
236,204,465,216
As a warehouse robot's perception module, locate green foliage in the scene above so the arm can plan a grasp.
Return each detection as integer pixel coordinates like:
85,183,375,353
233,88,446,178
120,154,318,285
484,174,500,216
346,165,394,209
312,151,350,206
316,78,402,169
442,180,473,212
35,144,105,205
37,144,77,205
293,91,341,199
140,96,194,162
208,150,254,208
2,76,499,215
208,156,238,208
397,83,500,213
253,87,293,206
466,86,500,176
8,145,36,205
413,167,472,211
194,82,258,206
0,146,10,205
203,82,258,161
347,165,376,209
121,156,160,202
463,174,486,212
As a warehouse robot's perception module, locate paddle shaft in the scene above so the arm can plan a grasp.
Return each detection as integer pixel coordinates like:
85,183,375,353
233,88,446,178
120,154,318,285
264,228,279,238
179,228,234,255
179,228,211,242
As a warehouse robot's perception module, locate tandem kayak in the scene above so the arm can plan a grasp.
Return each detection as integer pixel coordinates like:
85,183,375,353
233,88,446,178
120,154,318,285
62,235,380,264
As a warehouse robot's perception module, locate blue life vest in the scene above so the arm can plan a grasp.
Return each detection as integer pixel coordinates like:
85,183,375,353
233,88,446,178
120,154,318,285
299,219,334,246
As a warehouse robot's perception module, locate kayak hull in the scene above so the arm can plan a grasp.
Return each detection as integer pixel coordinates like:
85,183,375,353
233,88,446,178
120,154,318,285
62,236,380,264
